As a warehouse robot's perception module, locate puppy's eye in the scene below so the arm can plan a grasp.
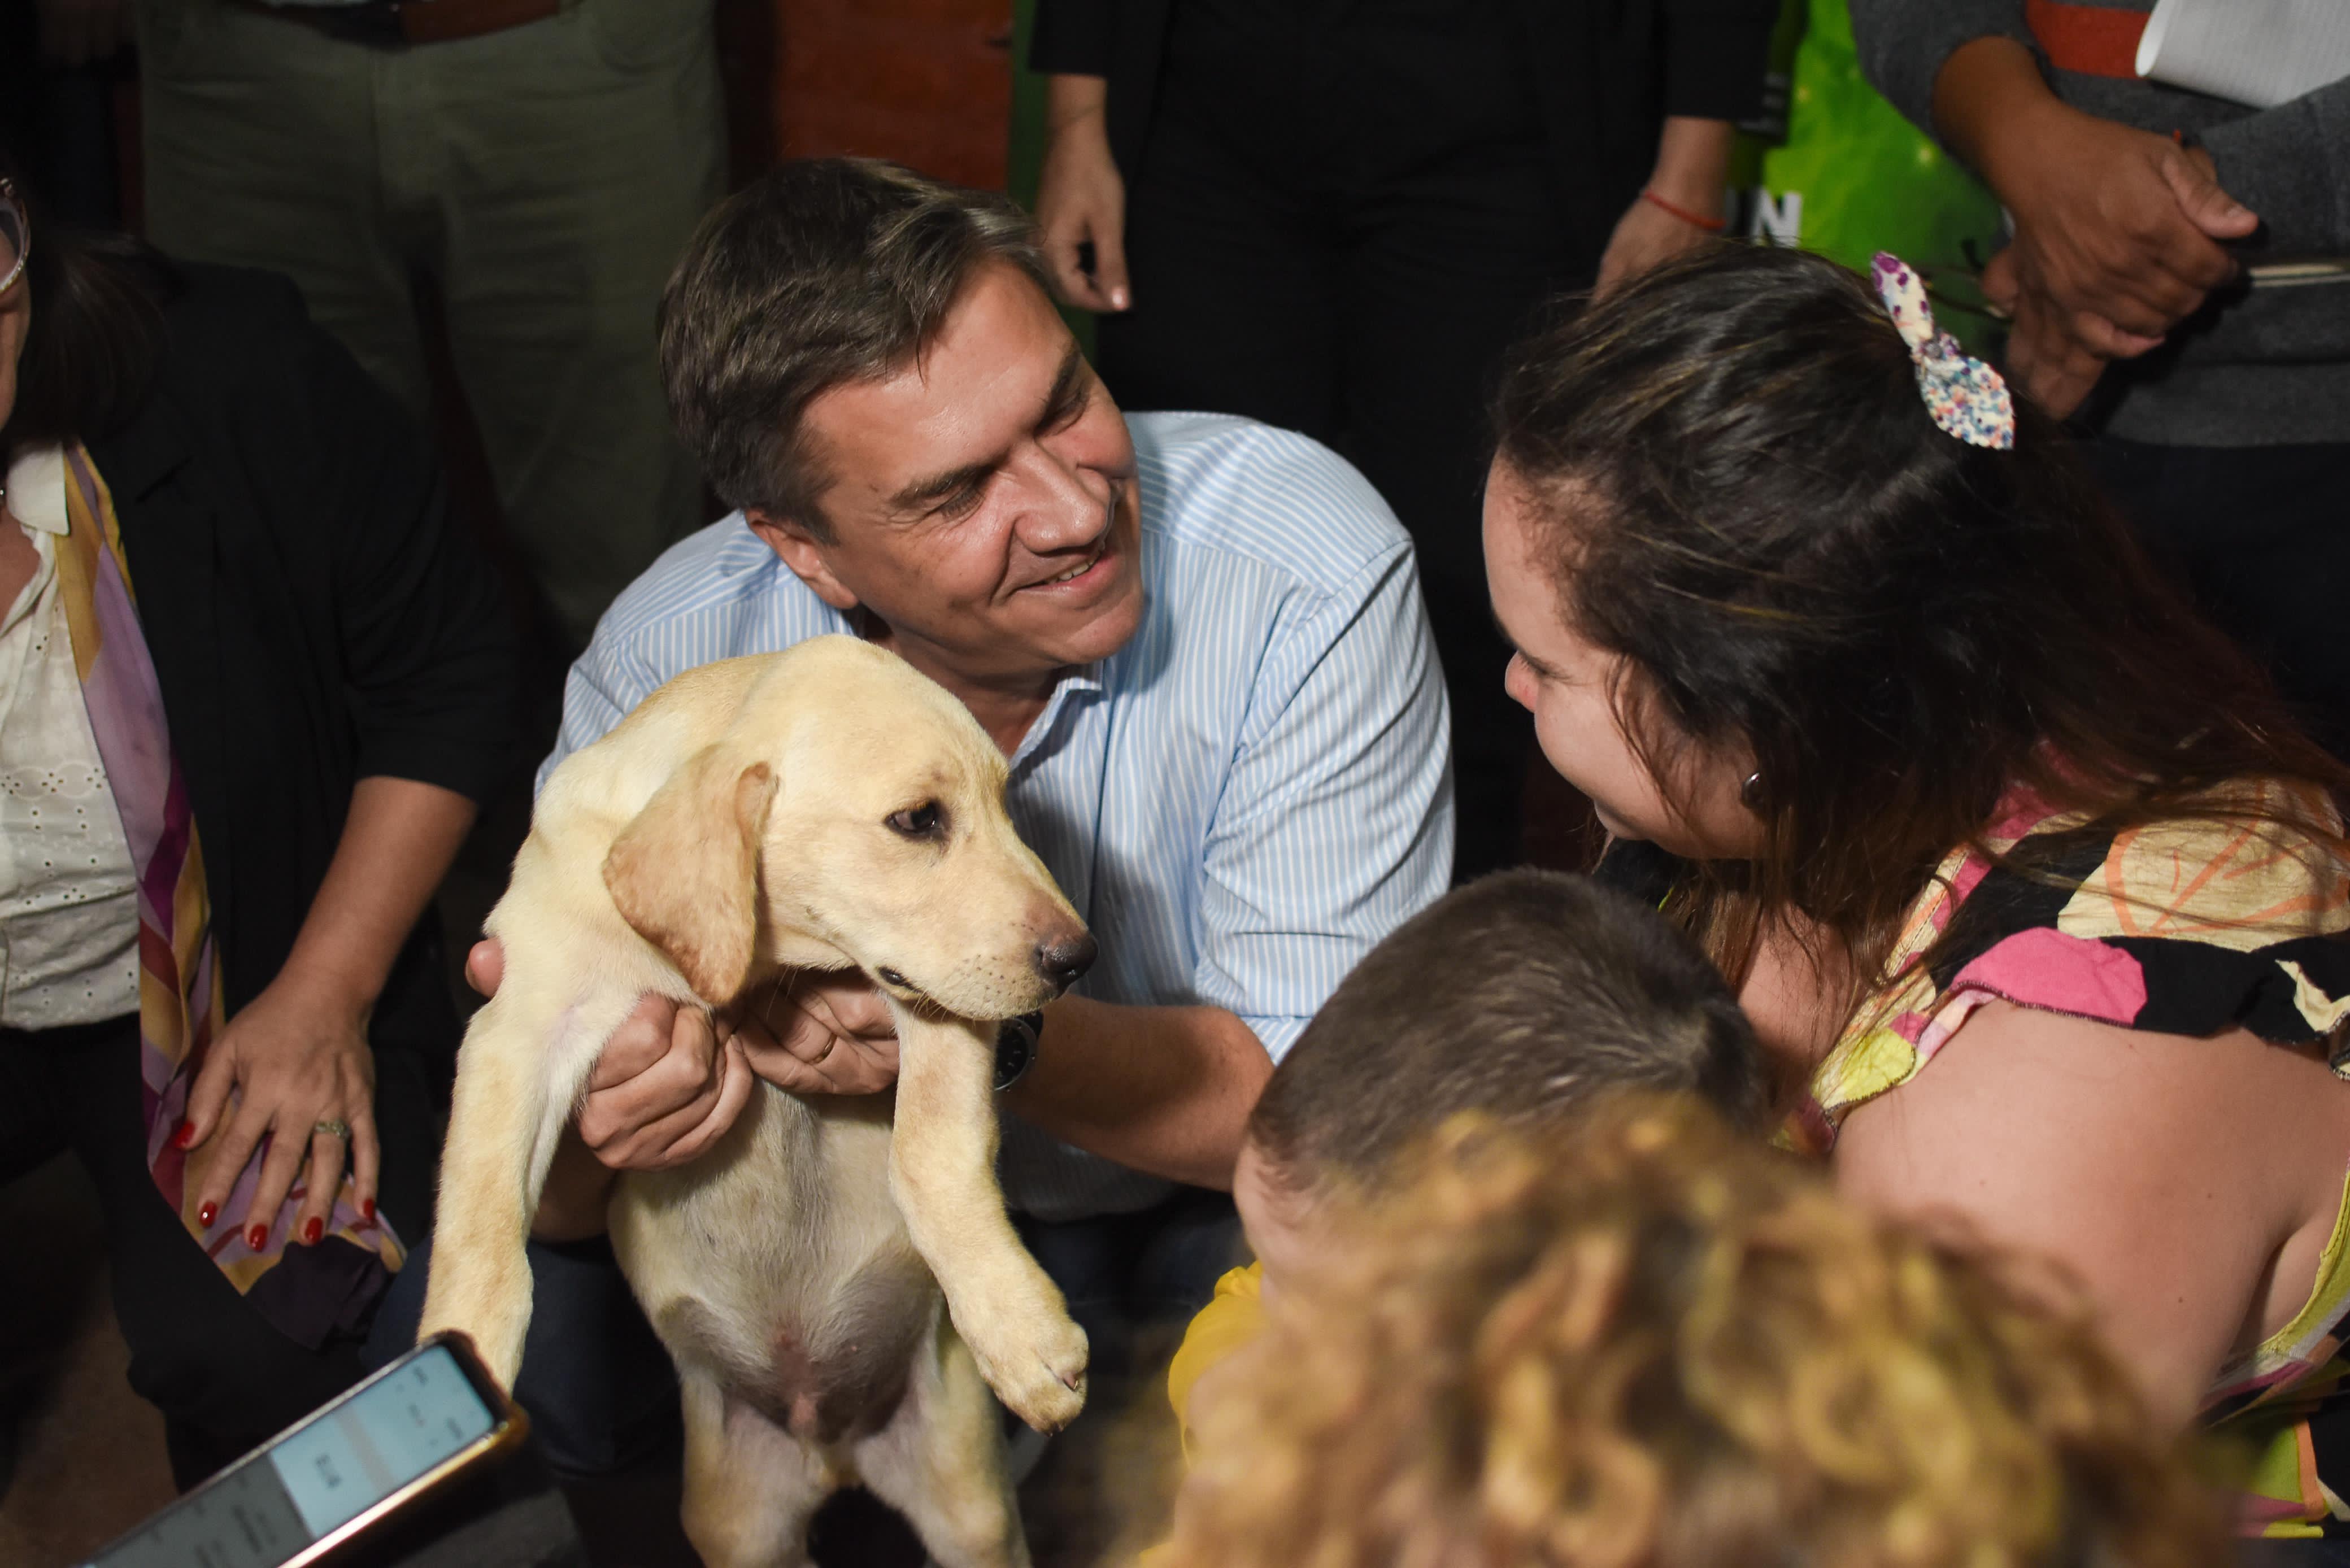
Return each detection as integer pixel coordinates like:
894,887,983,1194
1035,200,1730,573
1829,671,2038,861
886,802,945,839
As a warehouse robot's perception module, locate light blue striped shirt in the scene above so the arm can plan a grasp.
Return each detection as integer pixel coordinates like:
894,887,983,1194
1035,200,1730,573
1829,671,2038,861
544,412,1455,1219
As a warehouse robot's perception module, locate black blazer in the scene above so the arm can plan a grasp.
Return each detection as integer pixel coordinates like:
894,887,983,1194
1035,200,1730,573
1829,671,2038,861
86,263,520,1059
1032,0,1781,276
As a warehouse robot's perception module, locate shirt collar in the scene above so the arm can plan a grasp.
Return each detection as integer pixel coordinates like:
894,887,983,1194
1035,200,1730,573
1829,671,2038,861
1007,663,1107,774
3,447,70,538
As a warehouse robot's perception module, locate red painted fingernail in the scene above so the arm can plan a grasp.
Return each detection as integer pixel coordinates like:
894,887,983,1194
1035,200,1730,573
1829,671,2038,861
302,1217,323,1245
197,1201,217,1227
172,1120,196,1149
246,1223,268,1251
360,1198,376,1226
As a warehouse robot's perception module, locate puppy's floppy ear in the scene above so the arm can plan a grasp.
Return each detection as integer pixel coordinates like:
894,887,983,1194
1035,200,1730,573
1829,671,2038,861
603,744,779,1005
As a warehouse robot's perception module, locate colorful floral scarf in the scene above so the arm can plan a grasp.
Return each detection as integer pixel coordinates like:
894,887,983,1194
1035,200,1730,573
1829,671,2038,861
57,448,400,1342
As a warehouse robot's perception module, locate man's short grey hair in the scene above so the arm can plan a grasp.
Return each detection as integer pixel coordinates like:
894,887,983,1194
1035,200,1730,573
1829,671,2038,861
658,157,1053,541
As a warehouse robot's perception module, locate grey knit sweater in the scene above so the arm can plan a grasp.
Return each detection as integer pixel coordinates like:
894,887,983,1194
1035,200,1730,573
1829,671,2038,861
1850,0,2350,447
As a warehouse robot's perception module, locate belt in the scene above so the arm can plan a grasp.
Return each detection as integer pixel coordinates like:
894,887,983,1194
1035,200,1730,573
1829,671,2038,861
2025,0,2149,80
233,0,560,46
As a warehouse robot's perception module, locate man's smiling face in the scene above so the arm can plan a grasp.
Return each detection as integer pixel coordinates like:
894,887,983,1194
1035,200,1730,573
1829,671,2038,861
751,260,1146,694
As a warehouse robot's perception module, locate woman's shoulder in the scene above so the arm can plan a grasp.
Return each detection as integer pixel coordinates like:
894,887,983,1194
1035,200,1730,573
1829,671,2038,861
1789,777,2350,1154
1943,778,2350,1019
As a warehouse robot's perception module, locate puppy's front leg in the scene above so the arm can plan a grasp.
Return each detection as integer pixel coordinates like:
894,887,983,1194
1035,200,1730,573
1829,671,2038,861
887,1005,1087,1434
419,983,626,1387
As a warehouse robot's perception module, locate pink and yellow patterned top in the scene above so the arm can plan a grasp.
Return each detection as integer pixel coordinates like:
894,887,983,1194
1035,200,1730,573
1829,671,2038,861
1784,779,2350,1537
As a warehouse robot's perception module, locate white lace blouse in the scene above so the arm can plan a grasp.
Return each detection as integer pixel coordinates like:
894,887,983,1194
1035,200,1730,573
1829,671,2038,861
0,447,140,1029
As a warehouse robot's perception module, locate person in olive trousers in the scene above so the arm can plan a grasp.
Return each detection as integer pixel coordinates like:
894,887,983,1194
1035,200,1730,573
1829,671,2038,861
133,0,724,647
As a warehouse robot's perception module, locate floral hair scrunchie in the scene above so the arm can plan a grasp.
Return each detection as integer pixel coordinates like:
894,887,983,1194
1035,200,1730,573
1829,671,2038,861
1871,251,2016,451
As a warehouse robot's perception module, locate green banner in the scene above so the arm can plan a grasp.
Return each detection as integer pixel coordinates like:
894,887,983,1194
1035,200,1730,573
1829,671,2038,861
1739,0,2007,351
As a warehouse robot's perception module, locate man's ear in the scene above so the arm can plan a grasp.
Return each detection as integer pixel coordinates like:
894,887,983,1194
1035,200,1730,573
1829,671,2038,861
602,745,780,1005
746,508,859,614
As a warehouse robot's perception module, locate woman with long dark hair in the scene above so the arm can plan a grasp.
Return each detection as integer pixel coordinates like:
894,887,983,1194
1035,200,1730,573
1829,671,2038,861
0,165,517,1483
1486,243,2350,1547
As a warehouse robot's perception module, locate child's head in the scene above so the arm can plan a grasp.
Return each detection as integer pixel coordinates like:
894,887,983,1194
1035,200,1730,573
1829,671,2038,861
1483,243,2343,957
1236,869,1761,1292
1175,1099,2226,1568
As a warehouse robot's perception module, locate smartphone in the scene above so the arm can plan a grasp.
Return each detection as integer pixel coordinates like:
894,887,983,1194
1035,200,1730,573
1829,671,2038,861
79,1331,529,1568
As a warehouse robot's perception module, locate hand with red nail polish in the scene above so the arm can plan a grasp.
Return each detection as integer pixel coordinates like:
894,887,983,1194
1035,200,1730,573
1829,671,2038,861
246,1223,268,1251
173,1120,197,1149
181,960,382,1266
197,1201,217,1229
302,1217,324,1246
360,1197,376,1227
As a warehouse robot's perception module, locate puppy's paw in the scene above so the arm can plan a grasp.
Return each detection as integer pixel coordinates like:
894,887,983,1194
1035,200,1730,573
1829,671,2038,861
971,1313,1089,1434
418,1279,531,1391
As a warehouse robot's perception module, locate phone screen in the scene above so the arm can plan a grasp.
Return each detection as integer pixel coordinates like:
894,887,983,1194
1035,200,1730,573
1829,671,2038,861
85,1343,500,1568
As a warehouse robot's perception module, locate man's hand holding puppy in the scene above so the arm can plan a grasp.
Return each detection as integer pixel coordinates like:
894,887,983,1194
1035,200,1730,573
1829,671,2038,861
480,940,900,1238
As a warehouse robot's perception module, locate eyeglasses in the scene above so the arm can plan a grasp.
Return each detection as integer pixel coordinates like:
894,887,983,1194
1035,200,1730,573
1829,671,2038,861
1,178,27,298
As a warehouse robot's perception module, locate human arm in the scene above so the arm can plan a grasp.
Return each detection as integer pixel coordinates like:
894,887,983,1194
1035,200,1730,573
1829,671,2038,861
1940,40,2255,416
1934,40,2253,339
1848,9,2256,415
1851,0,2348,262
181,291,518,1245
1595,117,1738,296
1595,0,1776,293
1028,0,1111,77
525,1019,755,1240
448,937,758,1240
707,968,1271,1188
1833,1001,2323,1428
182,777,475,1247
1002,997,1270,1190
1028,0,1127,311
1035,75,1130,313
1159,529,1452,1178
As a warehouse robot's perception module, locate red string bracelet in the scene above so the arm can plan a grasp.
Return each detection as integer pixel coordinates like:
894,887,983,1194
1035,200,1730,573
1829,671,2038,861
1640,188,1727,233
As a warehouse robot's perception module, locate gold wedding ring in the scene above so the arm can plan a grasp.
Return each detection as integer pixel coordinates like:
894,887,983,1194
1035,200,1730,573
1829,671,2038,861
313,1118,351,1141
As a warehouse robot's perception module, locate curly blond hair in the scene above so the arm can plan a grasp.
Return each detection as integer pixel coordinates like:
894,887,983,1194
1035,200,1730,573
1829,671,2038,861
1159,1097,2225,1568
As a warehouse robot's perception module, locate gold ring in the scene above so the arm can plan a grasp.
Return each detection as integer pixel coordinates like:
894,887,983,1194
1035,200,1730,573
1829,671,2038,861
313,1118,351,1142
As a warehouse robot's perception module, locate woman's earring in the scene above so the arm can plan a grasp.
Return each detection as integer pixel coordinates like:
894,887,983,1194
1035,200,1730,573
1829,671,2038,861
1741,770,1764,809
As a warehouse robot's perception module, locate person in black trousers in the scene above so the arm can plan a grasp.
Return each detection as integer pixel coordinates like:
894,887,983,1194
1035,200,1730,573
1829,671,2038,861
1031,0,1778,878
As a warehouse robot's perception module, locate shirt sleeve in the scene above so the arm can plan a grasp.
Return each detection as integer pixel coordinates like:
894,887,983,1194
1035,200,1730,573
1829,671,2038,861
1167,1263,1265,1465
1849,0,2035,145
1660,0,1783,123
305,300,521,806
536,629,668,796
1194,542,1455,1061
1028,0,1112,76
2200,79,2350,258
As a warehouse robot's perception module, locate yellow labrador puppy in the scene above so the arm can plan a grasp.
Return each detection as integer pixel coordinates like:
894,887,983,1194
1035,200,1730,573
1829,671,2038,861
418,636,1093,1568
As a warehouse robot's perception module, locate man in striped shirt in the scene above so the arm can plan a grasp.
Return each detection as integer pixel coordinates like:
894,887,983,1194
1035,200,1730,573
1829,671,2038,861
511,158,1452,1439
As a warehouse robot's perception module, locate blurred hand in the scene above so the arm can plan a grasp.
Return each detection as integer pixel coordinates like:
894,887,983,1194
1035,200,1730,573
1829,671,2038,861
1995,281,2109,420
1595,193,1718,298
37,0,128,66
180,970,378,1253
1990,104,2253,349
1035,105,1130,313
467,938,755,1172
732,970,902,1097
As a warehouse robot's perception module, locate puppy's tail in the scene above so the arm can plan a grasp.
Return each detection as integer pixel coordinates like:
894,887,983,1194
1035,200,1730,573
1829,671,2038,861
416,988,617,1390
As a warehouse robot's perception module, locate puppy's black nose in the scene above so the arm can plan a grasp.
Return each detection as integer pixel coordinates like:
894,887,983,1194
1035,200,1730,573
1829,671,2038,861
1034,933,1097,992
